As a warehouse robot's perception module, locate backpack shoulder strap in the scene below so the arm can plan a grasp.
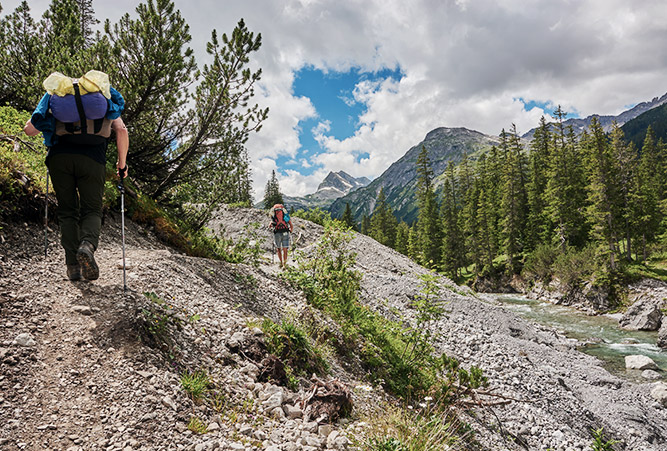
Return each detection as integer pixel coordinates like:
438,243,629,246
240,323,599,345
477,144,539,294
72,82,88,134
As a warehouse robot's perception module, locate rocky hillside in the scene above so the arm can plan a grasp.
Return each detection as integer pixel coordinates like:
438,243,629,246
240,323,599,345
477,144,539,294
330,128,499,224
522,92,667,140
1,207,667,450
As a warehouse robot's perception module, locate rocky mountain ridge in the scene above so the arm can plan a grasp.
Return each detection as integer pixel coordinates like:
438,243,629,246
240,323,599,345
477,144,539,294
2,206,666,449
521,92,667,140
313,172,371,202
259,171,370,212
330,127,499,223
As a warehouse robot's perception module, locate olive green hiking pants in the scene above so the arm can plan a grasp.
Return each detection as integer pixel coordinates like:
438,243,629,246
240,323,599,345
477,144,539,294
47,154,106,265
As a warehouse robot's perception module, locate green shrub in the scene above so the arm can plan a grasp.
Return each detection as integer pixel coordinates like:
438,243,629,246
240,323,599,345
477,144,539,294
261,317,329,377
187,416,208,434
0,107,48,217
283,221,485,401
591,427,618,451
292,207,332,226
360,398,464,451
227,200,252,208
202,223,263,266
366,438,407,451
522,243,559,282
180,370,210,401
552,245,599,289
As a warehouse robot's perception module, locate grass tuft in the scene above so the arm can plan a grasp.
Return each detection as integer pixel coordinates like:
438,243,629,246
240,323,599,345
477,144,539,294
180,370,210,401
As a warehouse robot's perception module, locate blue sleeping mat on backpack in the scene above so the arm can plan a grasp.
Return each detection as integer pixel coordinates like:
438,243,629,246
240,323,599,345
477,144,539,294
49,91,108,123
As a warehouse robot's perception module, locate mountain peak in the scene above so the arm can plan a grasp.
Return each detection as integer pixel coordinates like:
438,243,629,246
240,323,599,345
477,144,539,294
315,171,370,199
424,127,489,141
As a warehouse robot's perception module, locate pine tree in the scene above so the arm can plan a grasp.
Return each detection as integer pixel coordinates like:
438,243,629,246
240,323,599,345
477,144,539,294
0,0,104,109
633,127,662,260
105,1,267,204
73,0,98,47
360,214,371,235
441,162,463,276
0,1,44,109
341,203,356,230
476,153,499,270
609,123,637,261
525,116,552,251
581,117,619,270
414,145,441,268
462,175,483,273
263,170,283,209
499,125,528,273
457,152,476,270
545,106,587,250
394,221,410,256
369,188,398,248
40,0,105,78
407,223,419,261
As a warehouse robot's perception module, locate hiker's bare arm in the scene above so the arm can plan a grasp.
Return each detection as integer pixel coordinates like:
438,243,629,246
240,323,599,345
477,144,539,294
23,120,39,136
112,118,129,176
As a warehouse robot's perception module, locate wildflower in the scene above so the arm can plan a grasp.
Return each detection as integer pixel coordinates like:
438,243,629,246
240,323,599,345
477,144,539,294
355,384,373,392
424,396,433,401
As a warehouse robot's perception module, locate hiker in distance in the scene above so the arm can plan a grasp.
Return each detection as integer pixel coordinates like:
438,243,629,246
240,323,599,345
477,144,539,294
270,203,293,269
24,70,128,281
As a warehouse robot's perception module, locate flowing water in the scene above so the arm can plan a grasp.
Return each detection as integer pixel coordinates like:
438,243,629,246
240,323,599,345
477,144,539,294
495,295,666,381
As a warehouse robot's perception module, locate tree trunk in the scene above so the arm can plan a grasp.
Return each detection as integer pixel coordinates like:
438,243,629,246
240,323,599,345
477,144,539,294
643,234,647,263
626,218,632,262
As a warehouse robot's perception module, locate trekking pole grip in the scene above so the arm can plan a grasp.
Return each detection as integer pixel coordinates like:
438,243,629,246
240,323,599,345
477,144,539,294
118,166,127,192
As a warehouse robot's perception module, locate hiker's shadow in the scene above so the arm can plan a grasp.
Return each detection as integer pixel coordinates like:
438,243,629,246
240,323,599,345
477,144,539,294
72,282,144,352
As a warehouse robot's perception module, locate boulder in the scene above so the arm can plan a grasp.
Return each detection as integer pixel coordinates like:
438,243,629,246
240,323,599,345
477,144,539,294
642,370,662,380
625,355,659,371
262,391,284,411
14,333,36,347
620,299,662,331
227,331,246,350
650,382,667,406
658,320,667,349
283,403,303,419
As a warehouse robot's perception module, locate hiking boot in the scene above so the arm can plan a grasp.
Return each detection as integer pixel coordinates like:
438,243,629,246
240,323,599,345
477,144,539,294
76,240,99,280
66,264,81,281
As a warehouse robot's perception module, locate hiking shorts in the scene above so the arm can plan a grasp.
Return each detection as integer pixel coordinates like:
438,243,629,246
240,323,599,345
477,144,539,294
274,231,290,249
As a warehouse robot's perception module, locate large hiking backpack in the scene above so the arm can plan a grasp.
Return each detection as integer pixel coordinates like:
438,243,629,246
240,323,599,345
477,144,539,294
45,71,113,145
271,204,290,232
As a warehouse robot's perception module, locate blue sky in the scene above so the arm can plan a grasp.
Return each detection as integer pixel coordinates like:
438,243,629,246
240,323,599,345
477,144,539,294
4,0,667,200
279,66,402,177
516,98,579,119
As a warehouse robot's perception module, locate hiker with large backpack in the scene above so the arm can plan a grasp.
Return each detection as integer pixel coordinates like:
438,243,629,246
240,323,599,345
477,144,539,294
270,204,293,269
23,70,128,281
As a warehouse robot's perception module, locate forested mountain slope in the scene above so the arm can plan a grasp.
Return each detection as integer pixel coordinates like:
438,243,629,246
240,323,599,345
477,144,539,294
330,128,499,224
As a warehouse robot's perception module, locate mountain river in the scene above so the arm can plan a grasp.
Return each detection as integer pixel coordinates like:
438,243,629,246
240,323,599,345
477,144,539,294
495,295,666,381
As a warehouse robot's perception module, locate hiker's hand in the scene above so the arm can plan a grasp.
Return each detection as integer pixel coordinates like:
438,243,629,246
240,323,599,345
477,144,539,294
23,119,39,136
117,165,128,179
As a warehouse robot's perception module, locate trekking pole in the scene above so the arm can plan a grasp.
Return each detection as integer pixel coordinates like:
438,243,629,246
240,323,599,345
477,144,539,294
118,167,127,293
44,169,49,259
